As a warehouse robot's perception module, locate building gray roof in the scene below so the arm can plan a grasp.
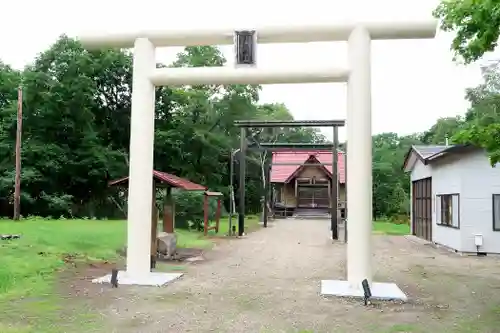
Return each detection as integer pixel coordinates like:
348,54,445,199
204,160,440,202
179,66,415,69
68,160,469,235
403,144,476,171
412,145,450,159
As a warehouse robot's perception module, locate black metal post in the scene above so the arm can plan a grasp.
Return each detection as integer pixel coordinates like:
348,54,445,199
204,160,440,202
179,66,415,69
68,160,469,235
331,126,339,240
263,159,271,227
110,268,119,288
238,128,246,236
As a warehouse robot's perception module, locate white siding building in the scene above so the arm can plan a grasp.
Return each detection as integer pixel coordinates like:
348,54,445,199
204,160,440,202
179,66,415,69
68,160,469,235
403,145,500,255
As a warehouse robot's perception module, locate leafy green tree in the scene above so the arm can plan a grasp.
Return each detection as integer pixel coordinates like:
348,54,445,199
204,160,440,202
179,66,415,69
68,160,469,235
433,0,500,164
453,61,500,165
371,132,422,219
1,35,446,223
421,116,465,144
0,62,22,212
15,37,128,216
434,0,500,64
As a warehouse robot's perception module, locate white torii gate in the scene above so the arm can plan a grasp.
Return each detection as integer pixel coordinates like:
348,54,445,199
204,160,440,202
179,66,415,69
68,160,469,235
81,20,436,298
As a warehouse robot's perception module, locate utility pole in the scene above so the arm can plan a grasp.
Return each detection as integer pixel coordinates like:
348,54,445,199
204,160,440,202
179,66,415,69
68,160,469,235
13,86,23,221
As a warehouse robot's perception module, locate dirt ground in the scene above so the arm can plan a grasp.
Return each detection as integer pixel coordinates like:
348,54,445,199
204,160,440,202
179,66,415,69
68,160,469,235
67,219,500,333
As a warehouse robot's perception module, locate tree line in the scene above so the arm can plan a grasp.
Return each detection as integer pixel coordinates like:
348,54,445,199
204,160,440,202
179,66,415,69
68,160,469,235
0,37,325,219
371,59,500,220
1,21,499,221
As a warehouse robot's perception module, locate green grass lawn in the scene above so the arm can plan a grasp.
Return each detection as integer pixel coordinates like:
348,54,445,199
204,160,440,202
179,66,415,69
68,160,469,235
176,214,260,248
0,215,259,332
372,220,410,235
0,218,126,332
0,215,401,332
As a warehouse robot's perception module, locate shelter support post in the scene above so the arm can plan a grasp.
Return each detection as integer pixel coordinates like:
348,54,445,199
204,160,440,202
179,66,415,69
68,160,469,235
215,198,221,233
163,187,175,233
238,127,246,236
126,38,156,278
203,194,209,236
346,26,372,289
331,126,339,240
150,182,158,268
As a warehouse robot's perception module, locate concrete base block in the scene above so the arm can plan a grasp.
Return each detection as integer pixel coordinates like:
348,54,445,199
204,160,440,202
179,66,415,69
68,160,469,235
92,270,183,287
321,279,407,301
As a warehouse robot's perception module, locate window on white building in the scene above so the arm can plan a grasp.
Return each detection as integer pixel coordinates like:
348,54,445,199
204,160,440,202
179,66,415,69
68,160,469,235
436,194,460,228
493,194,500,231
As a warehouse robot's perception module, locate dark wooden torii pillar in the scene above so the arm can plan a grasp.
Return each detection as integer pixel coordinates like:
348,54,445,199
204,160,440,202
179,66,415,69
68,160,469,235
263,159,271,228
238,127,247,236
331,126,339,240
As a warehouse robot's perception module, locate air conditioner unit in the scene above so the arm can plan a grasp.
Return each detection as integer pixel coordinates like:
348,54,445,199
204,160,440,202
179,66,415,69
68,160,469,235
474,234,483,247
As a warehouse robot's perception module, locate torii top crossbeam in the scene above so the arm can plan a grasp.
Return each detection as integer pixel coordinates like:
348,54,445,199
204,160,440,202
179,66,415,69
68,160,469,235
78,21,436,49
234,120,346,128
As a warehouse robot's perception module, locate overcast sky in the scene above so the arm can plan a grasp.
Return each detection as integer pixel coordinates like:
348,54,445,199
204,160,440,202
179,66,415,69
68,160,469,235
1,0,495,141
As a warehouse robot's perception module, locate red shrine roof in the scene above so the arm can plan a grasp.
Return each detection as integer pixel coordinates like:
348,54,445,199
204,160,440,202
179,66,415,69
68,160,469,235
109,170,207,191
271,150,345,183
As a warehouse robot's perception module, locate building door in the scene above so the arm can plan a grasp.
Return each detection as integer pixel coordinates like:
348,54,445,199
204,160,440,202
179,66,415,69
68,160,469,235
297,185,329,208
412,177,432,241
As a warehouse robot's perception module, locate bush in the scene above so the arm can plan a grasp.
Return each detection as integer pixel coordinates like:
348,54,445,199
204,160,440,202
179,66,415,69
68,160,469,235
389,214,410,225
172,190,227,231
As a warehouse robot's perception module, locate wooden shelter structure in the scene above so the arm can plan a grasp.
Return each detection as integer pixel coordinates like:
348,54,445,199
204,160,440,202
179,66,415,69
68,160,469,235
109,170,207,261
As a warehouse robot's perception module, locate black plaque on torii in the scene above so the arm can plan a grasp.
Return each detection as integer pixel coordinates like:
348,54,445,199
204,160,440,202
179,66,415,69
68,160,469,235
234,30,257,66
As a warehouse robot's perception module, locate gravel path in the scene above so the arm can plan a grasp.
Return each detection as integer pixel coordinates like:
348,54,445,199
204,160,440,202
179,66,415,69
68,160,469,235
105,219,346,332
95,219,500,333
